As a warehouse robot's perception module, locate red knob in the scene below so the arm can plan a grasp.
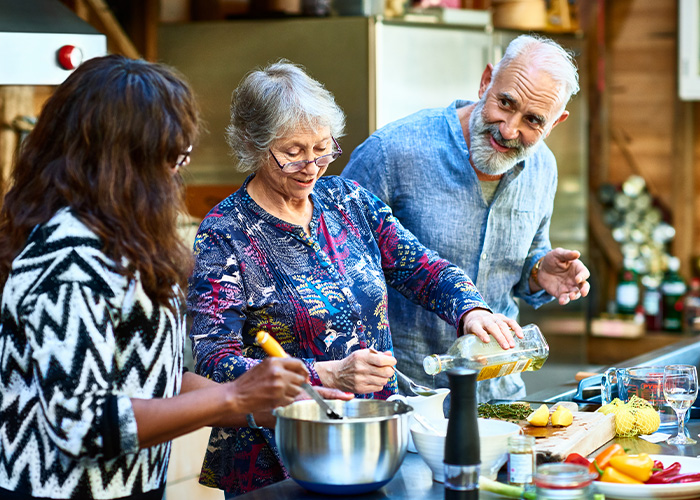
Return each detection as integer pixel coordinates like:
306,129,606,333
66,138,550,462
57,45,84,70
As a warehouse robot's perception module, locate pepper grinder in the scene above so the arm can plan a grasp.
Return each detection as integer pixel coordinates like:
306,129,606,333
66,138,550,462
444,368,480,500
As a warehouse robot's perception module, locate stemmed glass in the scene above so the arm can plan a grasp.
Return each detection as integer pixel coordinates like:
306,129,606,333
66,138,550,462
663,364,698,445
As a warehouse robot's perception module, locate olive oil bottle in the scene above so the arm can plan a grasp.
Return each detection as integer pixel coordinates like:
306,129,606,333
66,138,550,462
423,324,548,382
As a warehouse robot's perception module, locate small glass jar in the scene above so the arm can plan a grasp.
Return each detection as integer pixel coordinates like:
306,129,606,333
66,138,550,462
507,435,536,487
534,463,597,500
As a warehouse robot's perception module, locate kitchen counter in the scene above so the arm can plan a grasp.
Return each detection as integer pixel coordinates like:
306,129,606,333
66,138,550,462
237,338,700,499
237,419,700,499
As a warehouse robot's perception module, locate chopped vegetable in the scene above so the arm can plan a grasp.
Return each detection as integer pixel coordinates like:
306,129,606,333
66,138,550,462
608,453,654,482
600,466,643,484
477,402,533,422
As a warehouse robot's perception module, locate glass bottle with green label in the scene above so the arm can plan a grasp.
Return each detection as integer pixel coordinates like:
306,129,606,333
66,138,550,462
661,257,687,332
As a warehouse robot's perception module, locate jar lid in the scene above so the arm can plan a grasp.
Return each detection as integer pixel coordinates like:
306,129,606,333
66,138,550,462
534,463,597,489
507,434,535,446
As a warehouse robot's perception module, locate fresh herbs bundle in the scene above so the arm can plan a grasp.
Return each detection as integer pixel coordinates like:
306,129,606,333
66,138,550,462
477,402,533,423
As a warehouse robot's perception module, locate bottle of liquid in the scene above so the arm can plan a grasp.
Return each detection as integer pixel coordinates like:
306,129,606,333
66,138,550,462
615,262,639,316
444,368,480,500
661,257,687,332
423,324,548,381
684,277,700,334
642,276,663,331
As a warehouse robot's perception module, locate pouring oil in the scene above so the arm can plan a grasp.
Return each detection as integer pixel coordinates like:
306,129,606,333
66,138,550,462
423,324,549,382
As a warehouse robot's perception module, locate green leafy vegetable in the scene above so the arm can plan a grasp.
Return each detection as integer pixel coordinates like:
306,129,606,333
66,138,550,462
478,402,533,422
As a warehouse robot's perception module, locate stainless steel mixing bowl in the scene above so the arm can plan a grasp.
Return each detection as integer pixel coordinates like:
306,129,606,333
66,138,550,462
273,398,413,495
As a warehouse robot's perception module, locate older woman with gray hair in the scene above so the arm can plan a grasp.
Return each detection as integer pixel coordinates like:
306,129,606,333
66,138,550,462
187,60,521,496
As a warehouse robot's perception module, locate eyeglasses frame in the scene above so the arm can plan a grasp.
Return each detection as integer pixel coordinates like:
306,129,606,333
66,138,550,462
269,136,342,173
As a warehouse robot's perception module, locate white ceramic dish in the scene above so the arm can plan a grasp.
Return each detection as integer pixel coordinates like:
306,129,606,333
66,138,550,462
410,417,521,482
594,454,700,499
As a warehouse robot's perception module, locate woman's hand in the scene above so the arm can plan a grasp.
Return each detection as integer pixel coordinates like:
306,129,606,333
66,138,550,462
224,357,308,414
459,308,522,350
315,349,396,394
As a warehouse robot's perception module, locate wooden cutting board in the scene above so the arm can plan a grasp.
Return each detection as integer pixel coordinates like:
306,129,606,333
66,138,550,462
520,411,616,463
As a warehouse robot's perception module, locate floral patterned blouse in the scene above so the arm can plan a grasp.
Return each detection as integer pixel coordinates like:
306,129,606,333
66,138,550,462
187,175,488,496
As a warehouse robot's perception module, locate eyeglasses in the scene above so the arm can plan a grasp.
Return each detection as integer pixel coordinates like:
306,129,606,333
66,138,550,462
175,145,192,168
269,136,342,173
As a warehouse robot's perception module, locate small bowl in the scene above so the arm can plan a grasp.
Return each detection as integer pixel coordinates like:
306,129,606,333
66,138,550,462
411,417,521,482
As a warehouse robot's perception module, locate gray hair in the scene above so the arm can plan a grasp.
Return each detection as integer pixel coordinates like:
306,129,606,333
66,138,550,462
493,35,579,110
226,60,346,173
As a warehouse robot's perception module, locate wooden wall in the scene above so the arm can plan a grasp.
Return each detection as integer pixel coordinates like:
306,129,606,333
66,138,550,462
588,0,699,311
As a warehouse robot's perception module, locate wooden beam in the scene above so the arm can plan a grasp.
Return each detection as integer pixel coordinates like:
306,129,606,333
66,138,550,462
672,98,695,280
82,0,141,59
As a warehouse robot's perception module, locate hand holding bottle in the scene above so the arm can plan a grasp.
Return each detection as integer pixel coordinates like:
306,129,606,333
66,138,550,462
459,308,522,350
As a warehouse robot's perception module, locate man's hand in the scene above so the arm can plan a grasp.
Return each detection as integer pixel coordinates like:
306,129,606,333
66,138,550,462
459,308,523,349
534,248,591,305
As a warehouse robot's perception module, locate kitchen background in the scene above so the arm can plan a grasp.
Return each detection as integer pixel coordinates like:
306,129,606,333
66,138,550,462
1,0,700,498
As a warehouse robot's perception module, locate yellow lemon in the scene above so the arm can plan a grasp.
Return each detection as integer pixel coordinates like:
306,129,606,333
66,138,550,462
614,407,636,436
526,404,550,427
635,407,661,435
551,406,573,427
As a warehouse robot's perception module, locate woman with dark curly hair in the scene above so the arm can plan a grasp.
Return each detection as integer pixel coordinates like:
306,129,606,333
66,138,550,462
0,55,338,500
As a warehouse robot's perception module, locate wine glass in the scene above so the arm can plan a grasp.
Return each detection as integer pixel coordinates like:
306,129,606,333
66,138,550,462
663,364,698,445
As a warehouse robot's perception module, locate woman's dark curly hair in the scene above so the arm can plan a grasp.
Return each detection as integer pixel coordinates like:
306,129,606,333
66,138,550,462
0,55,200,308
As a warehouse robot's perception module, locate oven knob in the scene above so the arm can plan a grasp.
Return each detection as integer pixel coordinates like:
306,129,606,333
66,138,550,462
57,45,84,70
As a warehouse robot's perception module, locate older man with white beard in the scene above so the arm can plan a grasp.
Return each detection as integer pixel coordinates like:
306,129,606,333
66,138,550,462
341,34,591,403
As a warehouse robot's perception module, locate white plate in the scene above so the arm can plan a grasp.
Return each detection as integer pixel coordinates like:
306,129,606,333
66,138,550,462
594,454,700,499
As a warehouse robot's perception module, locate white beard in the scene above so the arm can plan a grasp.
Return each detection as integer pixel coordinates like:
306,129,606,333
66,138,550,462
468,99,539,176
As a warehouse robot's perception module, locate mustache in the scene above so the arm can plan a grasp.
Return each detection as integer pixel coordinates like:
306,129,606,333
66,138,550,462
483,123,525,152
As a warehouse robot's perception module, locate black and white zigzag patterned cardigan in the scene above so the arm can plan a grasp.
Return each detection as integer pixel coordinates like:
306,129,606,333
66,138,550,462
0,208,185,499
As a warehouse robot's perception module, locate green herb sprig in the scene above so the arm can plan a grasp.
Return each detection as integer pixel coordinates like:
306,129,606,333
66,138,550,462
477,402,533,423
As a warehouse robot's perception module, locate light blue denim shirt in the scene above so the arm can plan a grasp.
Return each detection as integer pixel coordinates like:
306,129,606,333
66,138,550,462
342,100,556,401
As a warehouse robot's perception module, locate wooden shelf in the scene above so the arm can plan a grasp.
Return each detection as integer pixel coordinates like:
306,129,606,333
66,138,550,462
587,332,689,365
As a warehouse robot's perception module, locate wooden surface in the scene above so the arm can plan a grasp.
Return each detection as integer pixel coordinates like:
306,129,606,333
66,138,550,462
522,411,616,463
586,332,685,365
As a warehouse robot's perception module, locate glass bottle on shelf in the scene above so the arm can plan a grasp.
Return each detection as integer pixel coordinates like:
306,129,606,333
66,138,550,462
684,277,700,334
642,275,663,331
661,256,687,332
423,324,548,381
615,261,639,316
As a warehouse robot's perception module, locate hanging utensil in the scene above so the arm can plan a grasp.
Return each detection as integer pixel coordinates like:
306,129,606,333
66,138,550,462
255,330,343,420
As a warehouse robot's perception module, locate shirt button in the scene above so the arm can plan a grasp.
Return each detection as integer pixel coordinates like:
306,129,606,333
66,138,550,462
481,253,488,260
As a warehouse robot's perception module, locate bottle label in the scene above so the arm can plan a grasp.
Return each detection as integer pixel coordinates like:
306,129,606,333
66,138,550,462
477,359,532,381
661,282,687,295
616,283,639,308
508,453,534,485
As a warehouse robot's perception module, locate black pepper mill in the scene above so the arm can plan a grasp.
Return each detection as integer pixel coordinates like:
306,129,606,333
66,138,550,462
444,368,480,500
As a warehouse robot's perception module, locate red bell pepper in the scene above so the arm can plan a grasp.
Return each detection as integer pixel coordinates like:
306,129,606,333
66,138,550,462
647,461,682,484
565,453,591,468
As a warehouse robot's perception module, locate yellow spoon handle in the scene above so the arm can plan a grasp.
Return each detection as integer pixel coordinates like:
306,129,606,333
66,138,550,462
255,330,288,358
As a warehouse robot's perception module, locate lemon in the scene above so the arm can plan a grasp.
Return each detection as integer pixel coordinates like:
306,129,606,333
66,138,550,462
635,407,661,435
614,407,636,436
526,404,550,427
551,406,573,427
598,398,623,415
